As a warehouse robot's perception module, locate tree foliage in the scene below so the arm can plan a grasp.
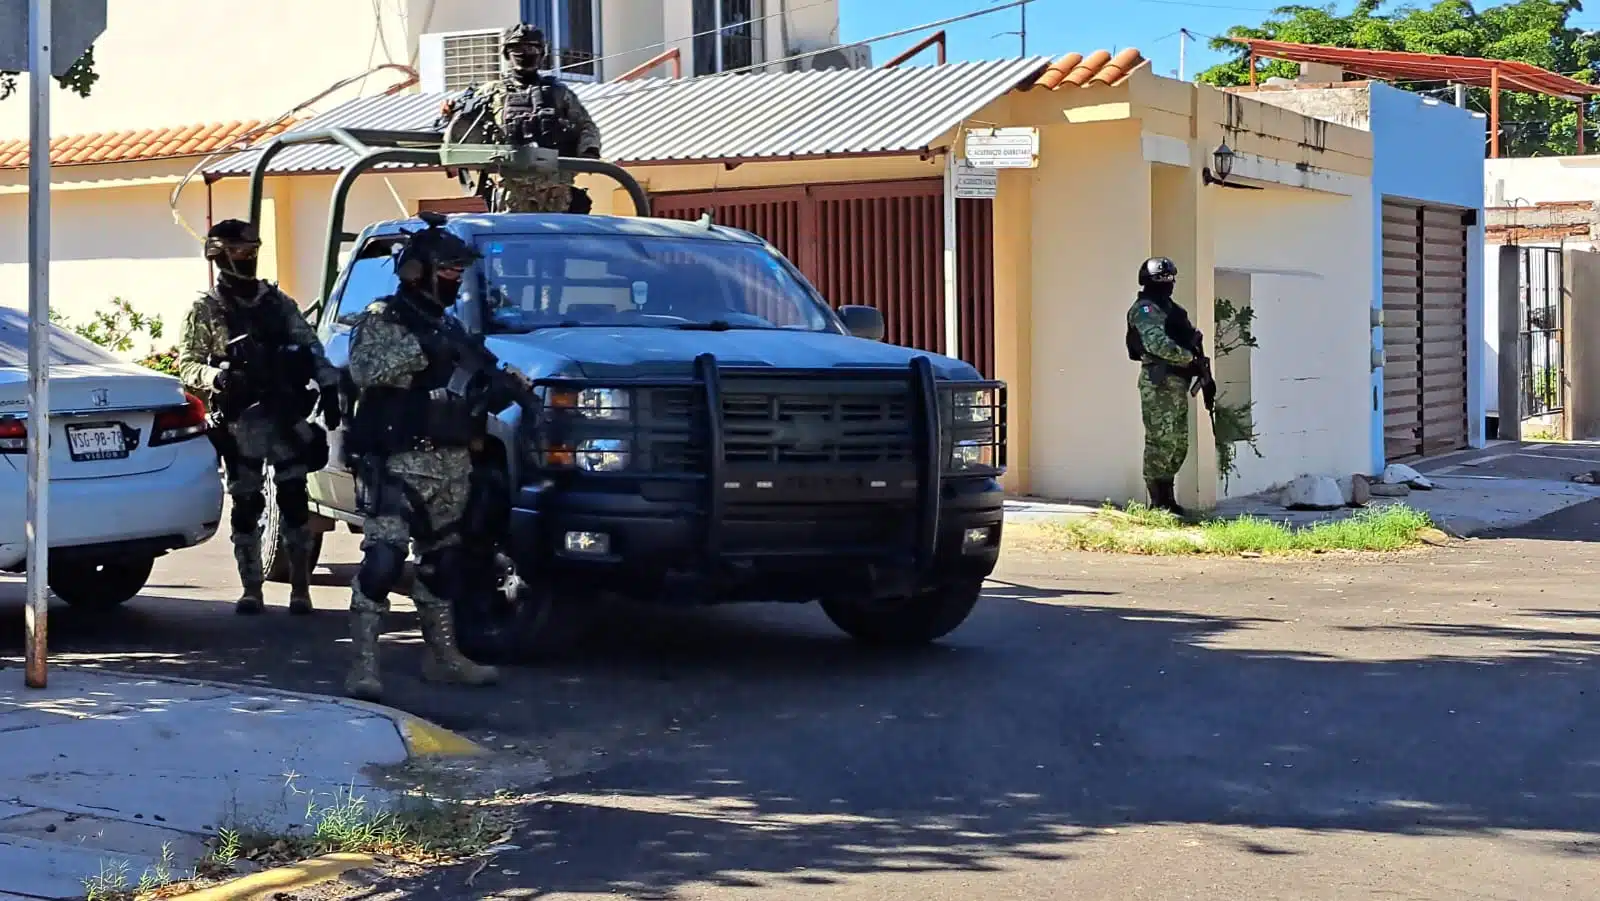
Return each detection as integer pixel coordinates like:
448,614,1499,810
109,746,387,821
0,46,98,101
1198,0,1600,156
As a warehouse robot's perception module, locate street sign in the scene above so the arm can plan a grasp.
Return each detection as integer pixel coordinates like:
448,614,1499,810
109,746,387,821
953,159,997,199
0,0,105,75
963,127,1039,169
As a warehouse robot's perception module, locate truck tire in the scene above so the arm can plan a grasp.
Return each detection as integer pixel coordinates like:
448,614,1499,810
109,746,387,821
454,564,596,664
49,555,155,610
260,479,323,583
820,578,985,646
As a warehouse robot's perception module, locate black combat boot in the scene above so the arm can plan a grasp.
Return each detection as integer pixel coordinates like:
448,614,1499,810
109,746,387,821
1148,479,1190,519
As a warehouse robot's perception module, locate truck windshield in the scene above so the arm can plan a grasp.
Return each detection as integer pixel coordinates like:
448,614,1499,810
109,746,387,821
477,234,837,334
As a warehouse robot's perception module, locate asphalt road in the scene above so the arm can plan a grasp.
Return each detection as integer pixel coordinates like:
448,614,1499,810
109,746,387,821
2,505,1599,900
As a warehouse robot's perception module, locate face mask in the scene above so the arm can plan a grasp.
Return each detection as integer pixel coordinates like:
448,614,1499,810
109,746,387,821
509,46,545,74
1147,281,1174,301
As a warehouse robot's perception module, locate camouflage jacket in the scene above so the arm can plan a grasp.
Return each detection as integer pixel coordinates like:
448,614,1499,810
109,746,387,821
177,282,339,408
346,295,472,480
475,75,601,186
1127,293,1195,368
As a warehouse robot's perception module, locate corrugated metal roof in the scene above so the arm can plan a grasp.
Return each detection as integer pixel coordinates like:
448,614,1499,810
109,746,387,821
204,56,1057,177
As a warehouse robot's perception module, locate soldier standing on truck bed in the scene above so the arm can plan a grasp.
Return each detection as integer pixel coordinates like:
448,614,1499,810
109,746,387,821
178,219,341,616
340,219,509,702
441,24,602,214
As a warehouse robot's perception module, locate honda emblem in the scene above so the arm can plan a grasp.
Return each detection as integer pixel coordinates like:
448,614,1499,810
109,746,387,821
90,388,109,408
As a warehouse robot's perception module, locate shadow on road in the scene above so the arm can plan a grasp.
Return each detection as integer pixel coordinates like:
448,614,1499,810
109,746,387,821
1,569,1597,898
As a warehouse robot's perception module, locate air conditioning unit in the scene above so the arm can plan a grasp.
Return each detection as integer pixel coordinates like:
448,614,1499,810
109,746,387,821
787,42,871,72
419,29,504,94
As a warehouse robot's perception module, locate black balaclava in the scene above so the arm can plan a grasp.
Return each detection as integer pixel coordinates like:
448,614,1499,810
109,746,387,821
502,24,547,85
206,219,262,299
396,218,479,314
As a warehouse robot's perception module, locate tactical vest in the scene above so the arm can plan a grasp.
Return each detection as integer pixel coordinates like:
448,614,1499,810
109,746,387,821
500,76,580,156
1124,292,1202,365
211,285,318,421
346,294,480,457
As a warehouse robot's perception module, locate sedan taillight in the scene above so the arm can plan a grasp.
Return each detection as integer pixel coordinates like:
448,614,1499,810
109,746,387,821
0,417,23,453
150,393,208,446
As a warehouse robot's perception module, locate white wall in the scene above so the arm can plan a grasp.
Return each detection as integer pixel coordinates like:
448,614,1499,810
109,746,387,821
1213,185,1374,498
1369,82,1487,462
1482,155,1600,420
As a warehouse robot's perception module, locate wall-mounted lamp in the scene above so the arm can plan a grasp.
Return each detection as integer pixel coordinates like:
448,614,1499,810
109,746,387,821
1202,141,1262,189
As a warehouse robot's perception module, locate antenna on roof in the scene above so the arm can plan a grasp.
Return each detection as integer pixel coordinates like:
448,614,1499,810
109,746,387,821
696,210,714,229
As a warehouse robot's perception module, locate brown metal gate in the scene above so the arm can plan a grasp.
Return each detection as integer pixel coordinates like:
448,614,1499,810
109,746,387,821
653,180,997,377
1381,198,1470,460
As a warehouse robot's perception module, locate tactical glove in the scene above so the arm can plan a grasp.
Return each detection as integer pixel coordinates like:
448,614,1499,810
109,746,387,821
318,385,342,431
213,368,240,394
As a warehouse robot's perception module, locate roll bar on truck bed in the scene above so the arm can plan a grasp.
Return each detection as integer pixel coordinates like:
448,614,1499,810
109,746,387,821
241,127,654,318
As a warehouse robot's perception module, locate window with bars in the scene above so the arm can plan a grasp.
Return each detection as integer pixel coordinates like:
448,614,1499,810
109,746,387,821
693,0,764,76
441,31,502,92
520,0,600,79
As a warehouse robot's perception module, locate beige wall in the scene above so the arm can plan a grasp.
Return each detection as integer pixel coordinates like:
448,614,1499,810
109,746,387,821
1023,119,1153,503
0,169,251,356
1212,185,1374,498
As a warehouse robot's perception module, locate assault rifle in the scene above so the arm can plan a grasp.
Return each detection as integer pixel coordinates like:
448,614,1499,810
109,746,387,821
392,296,541,426
209,333,319,426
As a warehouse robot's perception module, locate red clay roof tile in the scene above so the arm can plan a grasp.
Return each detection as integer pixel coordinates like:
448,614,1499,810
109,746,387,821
0,118,293,170
1033,48,1146,90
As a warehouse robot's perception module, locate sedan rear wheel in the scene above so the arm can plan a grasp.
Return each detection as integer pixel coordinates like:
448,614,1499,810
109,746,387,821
49,556,155,610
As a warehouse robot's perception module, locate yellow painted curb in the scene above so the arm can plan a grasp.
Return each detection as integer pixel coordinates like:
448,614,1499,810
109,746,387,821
393,711,487,757
334,698,487,757
176,853,376,901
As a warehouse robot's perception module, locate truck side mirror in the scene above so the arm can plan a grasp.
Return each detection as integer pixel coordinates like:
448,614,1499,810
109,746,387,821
839,305,885,341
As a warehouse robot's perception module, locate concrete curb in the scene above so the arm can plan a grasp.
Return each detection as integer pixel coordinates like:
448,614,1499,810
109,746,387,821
59,665,487,758
181,853,376,901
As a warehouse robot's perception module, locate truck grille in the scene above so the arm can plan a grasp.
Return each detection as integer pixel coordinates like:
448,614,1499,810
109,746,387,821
644,381,916,469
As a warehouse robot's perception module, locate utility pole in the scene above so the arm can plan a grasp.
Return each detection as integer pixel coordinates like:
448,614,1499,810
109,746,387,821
1178,28,1192,81
1019,0,1027,56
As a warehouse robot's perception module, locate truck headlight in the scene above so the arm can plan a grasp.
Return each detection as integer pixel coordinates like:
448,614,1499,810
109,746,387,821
951,388,995,424
576,438,630,472
548,387,631,421
950,438,995,471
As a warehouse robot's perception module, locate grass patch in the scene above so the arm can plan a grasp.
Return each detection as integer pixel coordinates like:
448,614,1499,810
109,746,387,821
80,779,516,901
1010,502,1438,556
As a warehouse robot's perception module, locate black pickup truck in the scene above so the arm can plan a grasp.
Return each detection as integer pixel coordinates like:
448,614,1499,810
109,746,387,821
244,129,1007,656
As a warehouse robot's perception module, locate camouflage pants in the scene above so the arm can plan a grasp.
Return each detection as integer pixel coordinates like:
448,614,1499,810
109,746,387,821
1139,366,1191,481
494,177,571,213
222,415,314,588
350,447,471,617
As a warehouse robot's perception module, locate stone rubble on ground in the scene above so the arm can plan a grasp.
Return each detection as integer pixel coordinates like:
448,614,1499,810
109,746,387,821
1369,482,1412,498
1338,473,1372,507
1281,474,1345,510
1575,470,1600,485
1382,463,1434,490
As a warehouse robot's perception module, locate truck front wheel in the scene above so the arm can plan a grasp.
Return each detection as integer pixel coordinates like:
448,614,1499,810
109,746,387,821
820,578,985,646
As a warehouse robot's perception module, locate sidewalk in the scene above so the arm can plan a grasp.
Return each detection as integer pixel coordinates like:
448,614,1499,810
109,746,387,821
0,666,476,900
1006,440,1600,536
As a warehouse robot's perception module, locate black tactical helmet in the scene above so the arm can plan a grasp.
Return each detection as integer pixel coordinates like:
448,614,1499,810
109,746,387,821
394,212,482,285
203,218,261,263
1138,256,1178,287
501,23,545,55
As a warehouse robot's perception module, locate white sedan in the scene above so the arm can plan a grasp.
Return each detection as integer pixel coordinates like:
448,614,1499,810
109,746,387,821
0,308,223,608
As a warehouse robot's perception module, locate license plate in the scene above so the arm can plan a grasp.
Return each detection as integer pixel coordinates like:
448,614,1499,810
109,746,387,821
66,424,128,461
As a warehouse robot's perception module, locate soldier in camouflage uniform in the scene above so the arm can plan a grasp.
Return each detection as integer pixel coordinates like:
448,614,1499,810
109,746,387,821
178,219,340,615
1125,256,1204,518
341,219,505,701
444,23,601,213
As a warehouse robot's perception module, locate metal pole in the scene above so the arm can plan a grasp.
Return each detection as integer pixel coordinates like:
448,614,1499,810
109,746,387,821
1453,82,1466,107
25,0,53,690
1019,1,1026,56
1178,28,1187,81
941,150,961,360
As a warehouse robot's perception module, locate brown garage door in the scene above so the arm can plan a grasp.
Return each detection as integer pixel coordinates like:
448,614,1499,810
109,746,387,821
1381,198,1470,461
653,180,996,377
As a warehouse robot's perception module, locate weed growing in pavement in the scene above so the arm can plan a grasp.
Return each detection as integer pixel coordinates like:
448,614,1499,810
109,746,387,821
1010,502,1438,556
223,779,511,870
81,843,179,901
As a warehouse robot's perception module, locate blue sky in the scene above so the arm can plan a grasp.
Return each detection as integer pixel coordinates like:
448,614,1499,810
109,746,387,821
838,0,1600,82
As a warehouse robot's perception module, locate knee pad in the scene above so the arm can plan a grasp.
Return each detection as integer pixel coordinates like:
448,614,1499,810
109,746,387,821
356,541,407,601
230,492,266,533
274,478,310,529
